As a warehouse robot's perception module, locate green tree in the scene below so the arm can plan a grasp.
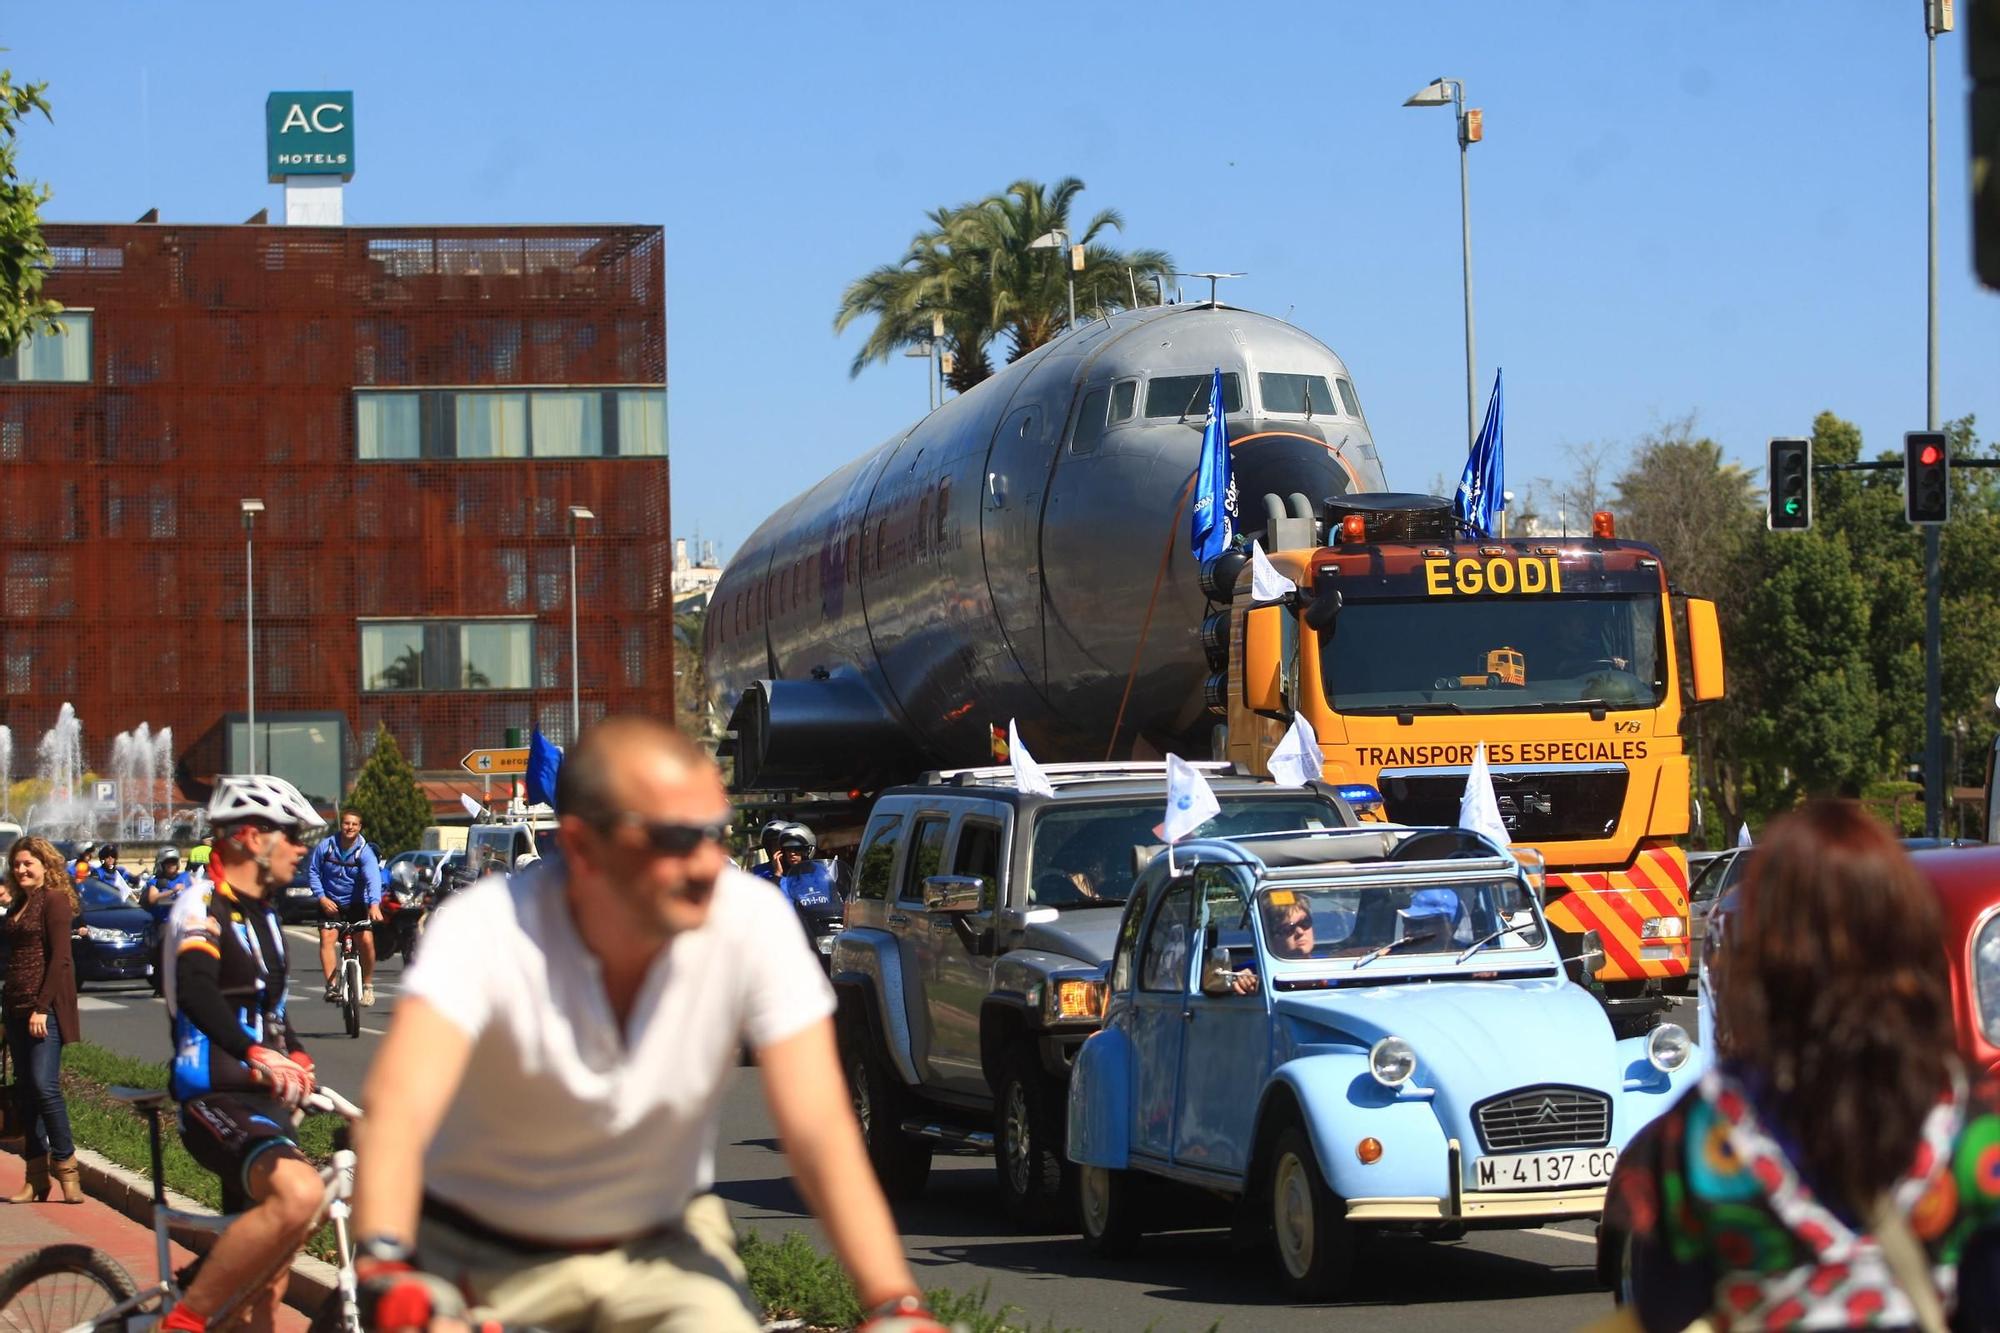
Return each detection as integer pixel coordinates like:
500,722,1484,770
0,68,60,356
834,177,1172,392
342,724,432,857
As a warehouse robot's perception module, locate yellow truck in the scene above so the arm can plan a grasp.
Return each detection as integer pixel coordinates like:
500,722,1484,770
1221,496,1724,1031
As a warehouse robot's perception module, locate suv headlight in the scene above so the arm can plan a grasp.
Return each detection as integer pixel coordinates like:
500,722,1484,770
1042,975,1107,1024
1647,1022,1692,1072
1369,1036,1417,1088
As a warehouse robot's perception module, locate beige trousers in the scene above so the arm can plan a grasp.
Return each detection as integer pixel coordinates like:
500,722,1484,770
415,1193,759,1333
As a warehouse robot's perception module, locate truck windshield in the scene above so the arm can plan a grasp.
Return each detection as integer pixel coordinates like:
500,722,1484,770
1030,797,1341,911
1257,877,1544,964
1321,594,1667,713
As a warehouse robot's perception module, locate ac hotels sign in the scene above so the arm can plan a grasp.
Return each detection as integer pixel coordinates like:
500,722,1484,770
266,91,355,182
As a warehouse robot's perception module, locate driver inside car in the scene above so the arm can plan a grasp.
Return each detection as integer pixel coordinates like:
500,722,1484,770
1213,895,1317,996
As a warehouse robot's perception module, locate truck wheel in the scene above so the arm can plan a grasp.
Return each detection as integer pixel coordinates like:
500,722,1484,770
841,1024,932,1200
995,1046,1074,1230
1078,1164,1143,1258
1268,1125,1353,1299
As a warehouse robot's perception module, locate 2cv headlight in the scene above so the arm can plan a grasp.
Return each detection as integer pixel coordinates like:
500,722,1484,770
1369,1036,1417,1088
1647,1022,1693,1073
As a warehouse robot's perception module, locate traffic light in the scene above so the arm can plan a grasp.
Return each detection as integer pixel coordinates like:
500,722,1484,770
1905,431,1951,525
1767,438,1812,531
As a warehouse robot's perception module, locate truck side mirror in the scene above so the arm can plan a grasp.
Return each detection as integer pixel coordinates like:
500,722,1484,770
1244,605,1285,714
1685,598,1725,702
924,874,987,914
1302,587,1342,632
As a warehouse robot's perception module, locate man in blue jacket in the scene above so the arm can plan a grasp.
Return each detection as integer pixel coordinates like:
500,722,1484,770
308,808,382,1006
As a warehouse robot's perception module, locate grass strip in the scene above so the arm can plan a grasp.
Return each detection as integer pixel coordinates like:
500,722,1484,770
56,1042,1201,1331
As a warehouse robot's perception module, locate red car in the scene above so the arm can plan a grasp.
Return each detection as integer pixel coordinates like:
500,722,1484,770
1913,845,2000,1077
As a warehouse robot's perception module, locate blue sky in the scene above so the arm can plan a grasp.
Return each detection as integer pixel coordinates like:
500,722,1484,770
14,1,1996,557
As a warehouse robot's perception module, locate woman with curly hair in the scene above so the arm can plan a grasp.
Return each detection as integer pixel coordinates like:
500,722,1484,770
3,835,83,1203
1603,800,2000,1330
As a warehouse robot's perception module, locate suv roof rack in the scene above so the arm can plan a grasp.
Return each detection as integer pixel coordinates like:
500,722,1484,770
921,760,1241,789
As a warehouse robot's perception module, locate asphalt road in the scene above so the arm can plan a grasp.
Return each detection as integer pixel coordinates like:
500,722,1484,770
75,931,1698,1331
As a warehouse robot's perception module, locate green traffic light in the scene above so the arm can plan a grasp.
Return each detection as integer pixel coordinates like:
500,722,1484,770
1783,498,1800,516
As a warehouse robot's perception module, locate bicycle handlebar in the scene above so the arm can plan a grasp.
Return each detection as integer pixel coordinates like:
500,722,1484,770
305,1085,363,1120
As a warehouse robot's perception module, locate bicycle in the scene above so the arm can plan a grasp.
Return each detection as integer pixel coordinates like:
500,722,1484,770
0,1083,363,1333
326,918,366,1040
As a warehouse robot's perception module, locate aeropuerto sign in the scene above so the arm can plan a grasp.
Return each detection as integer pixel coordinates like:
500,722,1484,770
266,91,354,182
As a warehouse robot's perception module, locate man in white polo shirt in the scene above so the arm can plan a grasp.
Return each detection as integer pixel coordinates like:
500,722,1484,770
351,717,942,1333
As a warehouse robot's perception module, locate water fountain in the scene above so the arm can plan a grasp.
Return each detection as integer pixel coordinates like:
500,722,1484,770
27,703,90,840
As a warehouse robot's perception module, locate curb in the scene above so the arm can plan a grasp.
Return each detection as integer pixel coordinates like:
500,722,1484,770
64,1145,342,1319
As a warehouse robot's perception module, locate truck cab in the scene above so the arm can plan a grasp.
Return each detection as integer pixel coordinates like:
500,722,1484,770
832,762,1357,1226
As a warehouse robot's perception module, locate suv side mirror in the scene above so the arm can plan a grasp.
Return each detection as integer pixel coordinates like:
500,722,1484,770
924,874,987,914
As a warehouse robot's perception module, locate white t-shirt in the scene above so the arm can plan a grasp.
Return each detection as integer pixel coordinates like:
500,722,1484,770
402,864,834,1240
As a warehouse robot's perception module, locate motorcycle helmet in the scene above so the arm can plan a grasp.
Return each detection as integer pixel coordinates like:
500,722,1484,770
777,823,817,856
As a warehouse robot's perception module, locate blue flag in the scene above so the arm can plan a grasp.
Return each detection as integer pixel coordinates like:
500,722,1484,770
1190,367,1237,564
526,729,563,810
1454,369,1505,537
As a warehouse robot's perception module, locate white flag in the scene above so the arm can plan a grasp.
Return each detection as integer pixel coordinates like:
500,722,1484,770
1457,742,1511,851
1737,822,1753,848
1008,718,1057,798
1158,754,1223,844
1267,712,1323,788
1249,540,1297,603
459,792,484,820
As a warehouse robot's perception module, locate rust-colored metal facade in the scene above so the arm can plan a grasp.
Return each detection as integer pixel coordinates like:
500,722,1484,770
0,223,670,802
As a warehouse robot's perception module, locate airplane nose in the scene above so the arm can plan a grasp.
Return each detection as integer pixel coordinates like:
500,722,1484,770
1229,429,1365,542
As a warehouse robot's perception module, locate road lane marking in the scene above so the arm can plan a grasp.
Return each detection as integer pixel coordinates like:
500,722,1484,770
1525,1226,1599,1247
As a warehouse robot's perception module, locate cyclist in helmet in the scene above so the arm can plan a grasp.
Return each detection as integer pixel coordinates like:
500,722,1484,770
160,775,327,1333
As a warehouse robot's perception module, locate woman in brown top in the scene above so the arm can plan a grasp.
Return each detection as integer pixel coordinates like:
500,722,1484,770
3,835,83,1203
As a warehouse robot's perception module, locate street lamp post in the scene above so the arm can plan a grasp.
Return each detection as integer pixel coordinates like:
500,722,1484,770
1029,229,1077,331
568,504,595,741
240,499,265,772
1922,0,1951,837
1405,77,1481,450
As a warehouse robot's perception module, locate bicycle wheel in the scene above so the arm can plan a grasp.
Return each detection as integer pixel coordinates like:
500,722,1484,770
341,958,361,1038
0,1244,140,1333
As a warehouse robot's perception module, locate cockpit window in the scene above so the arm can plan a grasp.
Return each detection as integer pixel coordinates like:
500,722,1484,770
1336,377,1364,420
1109,381,1137,423
1071,387,1109,454
1258,373,1341,416
1144,374,1243,419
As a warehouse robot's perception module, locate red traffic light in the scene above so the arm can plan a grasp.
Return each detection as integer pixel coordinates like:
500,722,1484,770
1920,445,1942,466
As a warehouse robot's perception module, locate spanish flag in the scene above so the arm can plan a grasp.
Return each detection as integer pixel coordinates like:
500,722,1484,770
989,723,1009,761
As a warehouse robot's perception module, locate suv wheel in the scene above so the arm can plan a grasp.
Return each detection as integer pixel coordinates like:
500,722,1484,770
841,1020,932,1200
1078,1164,1143,1257
995,1045,1073,1230
1268,1125,1353,1299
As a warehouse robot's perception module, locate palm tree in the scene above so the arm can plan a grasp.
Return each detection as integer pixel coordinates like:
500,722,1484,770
834,178,1172,392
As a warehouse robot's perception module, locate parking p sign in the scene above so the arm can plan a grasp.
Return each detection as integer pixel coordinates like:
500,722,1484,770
93,780,118,812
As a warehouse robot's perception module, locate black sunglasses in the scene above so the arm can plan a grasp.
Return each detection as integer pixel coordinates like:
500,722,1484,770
605,813,729,856
241,819,306,846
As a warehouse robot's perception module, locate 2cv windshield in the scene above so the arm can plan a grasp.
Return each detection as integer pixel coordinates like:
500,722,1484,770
1255,877,1545,965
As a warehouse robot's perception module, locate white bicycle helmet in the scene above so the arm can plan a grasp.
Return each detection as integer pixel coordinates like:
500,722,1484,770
205,774,328,832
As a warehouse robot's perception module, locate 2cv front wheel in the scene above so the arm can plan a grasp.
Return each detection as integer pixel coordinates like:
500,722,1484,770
1268,1125,1354,1299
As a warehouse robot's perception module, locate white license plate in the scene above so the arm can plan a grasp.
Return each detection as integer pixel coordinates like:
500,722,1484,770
1473,1147,1617,1191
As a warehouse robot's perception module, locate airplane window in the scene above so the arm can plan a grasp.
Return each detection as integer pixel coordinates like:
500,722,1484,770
1109,381,1137,423
1259,373,1341,416
1337,377,1365,420
1071,387,1109,454
1144,374,1243,418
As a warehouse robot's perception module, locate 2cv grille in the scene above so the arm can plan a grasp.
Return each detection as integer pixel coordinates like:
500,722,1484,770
1473,1085,1611,1152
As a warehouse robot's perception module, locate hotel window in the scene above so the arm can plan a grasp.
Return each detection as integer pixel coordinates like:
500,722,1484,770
357,392,422,460
530,391,604,457
456,392,528,459
0,313,92,383
361,620,533,692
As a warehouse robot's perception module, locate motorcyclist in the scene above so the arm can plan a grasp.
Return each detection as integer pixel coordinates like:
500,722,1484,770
746,818,789,874
89,845,139,902
145,849,193,910
770,827,837,910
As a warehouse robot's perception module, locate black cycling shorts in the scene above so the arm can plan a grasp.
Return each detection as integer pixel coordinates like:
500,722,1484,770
179,1092,307,1213
317,895,372,931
